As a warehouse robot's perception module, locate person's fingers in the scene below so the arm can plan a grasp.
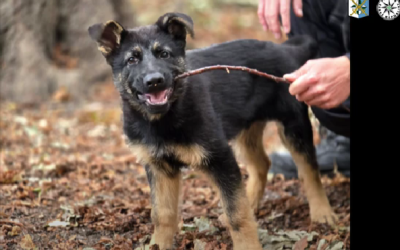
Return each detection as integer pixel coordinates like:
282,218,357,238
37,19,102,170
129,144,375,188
315,96,345,109
283,60,311,81
289,73,319,96
284,59,319,83
283,72,298,82
288,74,309,96
280,0,291,33
306,95,331,108
293,0,303,17
283,68,305,83
296,85,325,102
283,67,304,82
265,0,282,40
258,0,268,31
320,102,339,109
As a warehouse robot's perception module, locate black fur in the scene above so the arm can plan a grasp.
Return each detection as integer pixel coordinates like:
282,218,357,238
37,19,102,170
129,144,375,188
89,12,320,242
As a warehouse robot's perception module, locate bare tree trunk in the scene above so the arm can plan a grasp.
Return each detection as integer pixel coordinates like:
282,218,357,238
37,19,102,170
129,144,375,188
0,0,136,104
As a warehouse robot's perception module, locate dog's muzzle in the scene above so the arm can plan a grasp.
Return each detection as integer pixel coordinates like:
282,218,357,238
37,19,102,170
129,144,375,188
136,72,173,106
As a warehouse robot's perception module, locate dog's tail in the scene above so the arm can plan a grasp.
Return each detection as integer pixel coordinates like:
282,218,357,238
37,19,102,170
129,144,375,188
282,35,319,67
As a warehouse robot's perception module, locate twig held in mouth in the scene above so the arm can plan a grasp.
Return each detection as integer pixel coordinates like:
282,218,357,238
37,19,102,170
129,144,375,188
174,65,350,112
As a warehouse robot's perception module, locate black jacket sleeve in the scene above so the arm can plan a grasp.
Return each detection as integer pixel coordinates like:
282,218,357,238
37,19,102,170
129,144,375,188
329,0,350,59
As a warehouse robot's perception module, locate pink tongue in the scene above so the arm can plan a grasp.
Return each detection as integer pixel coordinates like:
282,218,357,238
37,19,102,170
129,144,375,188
145,90,167,102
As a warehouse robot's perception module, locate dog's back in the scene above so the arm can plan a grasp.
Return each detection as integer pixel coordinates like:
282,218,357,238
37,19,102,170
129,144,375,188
186,35,318,73
185,35,318,140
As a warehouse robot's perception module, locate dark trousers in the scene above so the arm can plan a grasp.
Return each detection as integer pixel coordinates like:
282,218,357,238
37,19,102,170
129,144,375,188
287,0,350,138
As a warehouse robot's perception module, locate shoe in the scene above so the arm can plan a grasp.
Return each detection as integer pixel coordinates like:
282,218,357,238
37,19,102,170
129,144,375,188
269,128,350,179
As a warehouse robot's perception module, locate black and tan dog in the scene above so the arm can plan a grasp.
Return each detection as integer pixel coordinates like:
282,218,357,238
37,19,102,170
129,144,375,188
88,12,337,250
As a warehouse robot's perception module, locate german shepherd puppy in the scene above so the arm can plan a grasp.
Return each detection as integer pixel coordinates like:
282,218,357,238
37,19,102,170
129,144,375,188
88,12,337,250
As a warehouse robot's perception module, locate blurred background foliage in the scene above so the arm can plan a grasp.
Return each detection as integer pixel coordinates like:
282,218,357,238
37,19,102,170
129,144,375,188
130,0,285,49
0,0,286,105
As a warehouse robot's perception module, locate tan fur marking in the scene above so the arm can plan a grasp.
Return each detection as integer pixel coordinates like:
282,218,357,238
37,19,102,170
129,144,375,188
148,114,163,121
152,41,160,51
276,123,337,225
163,46,172,52
127,143,152,165
133,45,142,52
98,45,111,55
168,144,208,167
105,20,123,45
127,141,208,168
124,46,142,61
96,21,123,54
162,16,170,26
231,122,270,212
127,143,174,175
170,17,194,37
150,170,181,250
120,76,135,96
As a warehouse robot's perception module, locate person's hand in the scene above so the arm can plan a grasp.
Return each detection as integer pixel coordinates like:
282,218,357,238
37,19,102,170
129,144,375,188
258,0,303,40
283,56,350,109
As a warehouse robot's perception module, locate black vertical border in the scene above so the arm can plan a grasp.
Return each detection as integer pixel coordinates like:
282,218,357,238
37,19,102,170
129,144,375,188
351,0,399,249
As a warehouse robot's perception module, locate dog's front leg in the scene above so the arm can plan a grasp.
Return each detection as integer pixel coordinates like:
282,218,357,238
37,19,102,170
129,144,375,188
205,148,263,250
145,164,181,250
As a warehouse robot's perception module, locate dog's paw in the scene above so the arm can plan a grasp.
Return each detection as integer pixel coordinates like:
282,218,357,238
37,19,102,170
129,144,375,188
150,232,174,250
310,207,338,225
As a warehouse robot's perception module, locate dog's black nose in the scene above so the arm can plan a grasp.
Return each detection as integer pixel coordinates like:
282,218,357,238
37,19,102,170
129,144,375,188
144,73,164,87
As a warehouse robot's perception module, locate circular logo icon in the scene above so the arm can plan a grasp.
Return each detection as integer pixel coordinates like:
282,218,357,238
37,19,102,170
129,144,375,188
377,0,400,20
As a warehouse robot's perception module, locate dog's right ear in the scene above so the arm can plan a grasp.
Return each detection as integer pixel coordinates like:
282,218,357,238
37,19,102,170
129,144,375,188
88,20,126,56
155,13,194,41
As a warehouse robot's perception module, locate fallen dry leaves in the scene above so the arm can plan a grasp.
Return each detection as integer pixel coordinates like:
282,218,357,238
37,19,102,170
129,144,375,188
20,234,36,250
0,88,350,250
293,236,308,250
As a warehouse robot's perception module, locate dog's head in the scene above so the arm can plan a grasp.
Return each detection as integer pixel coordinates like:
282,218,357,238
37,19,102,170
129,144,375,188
88,13,194,120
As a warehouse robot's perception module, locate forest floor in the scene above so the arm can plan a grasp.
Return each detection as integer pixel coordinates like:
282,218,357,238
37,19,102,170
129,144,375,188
0,81,350,250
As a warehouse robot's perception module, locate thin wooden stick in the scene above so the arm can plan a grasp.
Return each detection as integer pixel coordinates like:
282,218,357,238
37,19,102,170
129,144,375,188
174,65,350,112
174,65,290,83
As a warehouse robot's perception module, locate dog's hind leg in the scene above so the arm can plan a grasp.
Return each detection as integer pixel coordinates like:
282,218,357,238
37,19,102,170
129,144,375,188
145,164,181,250
231,122,270,212
276,115,338,225
205,146,262,250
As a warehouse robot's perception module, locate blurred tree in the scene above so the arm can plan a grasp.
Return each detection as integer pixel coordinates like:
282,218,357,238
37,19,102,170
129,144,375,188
0,0,136,104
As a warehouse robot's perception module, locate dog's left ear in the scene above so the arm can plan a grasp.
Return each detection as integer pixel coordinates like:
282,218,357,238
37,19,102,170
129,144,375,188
156,12,194,41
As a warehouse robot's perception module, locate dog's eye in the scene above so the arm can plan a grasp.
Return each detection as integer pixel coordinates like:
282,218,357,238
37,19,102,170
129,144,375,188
127,57,139,65
159,51,170,59
128,52,141,65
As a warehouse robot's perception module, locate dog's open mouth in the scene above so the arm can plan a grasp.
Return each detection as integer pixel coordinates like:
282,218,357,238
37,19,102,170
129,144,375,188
137,88,173,106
